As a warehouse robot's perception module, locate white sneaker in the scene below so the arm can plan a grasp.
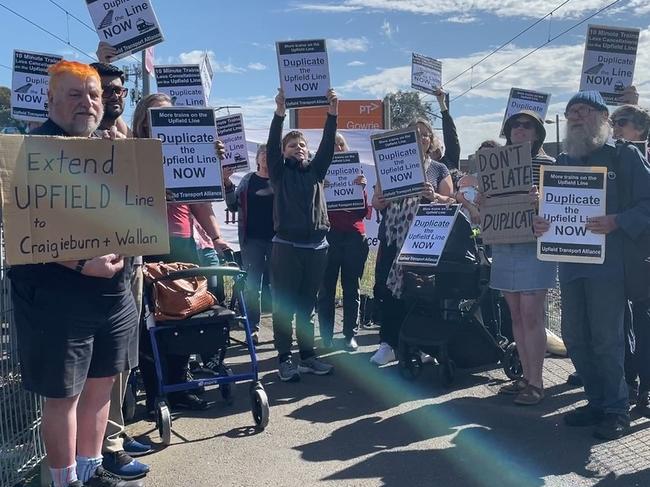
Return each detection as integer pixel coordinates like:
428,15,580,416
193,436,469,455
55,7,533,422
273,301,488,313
370,342,396,365
420,351,436,364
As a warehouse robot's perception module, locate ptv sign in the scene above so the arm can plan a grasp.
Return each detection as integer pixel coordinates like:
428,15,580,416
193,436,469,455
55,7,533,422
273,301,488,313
294,100,385,129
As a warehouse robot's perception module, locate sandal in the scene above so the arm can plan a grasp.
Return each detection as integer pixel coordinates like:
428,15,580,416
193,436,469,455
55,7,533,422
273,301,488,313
514,384,544,405
499,379,528,395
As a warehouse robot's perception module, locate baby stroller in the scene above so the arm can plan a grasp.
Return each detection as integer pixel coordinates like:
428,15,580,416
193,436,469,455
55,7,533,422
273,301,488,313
142,263,269,445
397,212,522,386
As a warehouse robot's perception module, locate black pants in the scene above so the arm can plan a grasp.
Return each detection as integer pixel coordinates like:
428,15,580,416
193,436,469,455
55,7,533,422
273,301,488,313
317,231,369,341
625,298,650,393
372,237,392,326
271,242,328,362
377,243,405,348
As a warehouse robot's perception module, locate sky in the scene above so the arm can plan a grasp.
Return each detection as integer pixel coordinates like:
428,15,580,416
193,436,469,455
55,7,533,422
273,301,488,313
0,0,649,156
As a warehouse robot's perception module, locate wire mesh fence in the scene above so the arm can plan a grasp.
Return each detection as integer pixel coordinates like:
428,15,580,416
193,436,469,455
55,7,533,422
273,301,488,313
0,226,45,487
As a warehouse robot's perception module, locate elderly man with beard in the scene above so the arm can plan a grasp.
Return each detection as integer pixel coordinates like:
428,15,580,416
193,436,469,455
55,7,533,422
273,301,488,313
534,91,650,440
9,60,143,487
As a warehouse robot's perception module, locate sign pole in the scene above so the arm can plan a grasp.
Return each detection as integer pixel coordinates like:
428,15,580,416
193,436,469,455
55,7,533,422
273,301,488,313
142,50,150,97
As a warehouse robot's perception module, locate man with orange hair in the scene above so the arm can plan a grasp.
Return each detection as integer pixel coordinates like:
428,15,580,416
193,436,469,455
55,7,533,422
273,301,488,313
9,60,143,487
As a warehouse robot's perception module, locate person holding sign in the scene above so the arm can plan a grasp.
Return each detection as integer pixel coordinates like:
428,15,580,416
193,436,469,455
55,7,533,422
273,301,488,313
8,60,142,487
317,133,371,351
370,119,454,366
533,91,650,440
224,144,274,345
485,111,556,406
267,86,338,382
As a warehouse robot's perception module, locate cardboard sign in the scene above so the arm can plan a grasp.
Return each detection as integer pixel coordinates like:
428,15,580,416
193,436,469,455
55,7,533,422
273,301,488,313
0,135,169,264
537,165,607,264
149,108,222,202
397,204,460,266
579,24,640,105
372,128,425,200
476,142,533,197
324,152,364,211
480,194,535,245
11,50,63,122
500,88,551,138
86,0,164,61
411,53,442,95
154,65,209,106
215,114,249,171
277,39,330,109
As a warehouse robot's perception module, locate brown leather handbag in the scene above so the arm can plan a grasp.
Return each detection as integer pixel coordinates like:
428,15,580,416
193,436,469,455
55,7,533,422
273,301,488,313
142,262,216,321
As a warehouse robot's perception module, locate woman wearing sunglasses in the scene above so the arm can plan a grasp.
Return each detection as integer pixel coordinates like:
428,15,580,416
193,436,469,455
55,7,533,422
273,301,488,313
488,110,557,405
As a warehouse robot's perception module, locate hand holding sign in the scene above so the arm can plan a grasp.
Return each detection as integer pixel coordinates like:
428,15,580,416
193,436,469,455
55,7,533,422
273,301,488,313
83,254,124,278
275,88,286,117
327,88,338,116
96,41,118,63
533,215,550,237
585,215,618,234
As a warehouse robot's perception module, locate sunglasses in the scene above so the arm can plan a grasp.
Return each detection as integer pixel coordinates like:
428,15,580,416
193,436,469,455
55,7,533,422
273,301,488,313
511,120,534,130
102,86,128,99
564,106,596,119
612,118,631,128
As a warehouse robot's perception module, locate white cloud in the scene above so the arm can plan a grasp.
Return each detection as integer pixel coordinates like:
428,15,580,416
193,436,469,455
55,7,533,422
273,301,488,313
295,0,630,19
347,60,366,67
247,62,267,71
328,37,370,52
210,95,277,130
380,19,397,40
178,50,246,74
445,14,478,24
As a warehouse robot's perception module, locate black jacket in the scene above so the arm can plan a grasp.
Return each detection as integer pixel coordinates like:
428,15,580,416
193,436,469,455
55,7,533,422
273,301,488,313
266,113,337,243
440,110,460,170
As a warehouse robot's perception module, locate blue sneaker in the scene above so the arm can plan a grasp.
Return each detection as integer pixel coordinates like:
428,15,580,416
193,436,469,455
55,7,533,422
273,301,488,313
122,435,154,457
102,451,150,480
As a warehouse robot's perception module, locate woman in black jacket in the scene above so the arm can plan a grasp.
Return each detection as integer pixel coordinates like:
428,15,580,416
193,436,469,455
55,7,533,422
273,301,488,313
267,87,338,382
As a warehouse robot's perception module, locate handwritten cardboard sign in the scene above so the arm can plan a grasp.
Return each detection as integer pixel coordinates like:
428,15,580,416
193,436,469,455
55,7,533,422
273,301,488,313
480,194,535,245
324,152,364,211
86,0,164,61
476,142,532,197
537,165,607,264
371,128,425,200
11,50,63,122
0,135,169,264
276,39,330,108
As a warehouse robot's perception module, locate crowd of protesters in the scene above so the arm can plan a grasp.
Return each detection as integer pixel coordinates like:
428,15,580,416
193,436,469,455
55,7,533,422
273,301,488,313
6,40,650,486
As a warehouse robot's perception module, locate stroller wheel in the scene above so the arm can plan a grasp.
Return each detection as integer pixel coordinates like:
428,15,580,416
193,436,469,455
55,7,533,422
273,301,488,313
399,352,423,381
250,383,270,429
504,342,523,380
219,365,235,405
439,360,456,388
156,401,172,445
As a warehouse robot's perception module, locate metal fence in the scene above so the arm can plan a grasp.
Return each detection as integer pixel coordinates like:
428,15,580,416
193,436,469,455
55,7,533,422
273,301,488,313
0,226,45,487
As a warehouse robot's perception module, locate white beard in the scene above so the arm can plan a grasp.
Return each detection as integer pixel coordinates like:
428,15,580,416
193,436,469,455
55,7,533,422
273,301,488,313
563,118,611,159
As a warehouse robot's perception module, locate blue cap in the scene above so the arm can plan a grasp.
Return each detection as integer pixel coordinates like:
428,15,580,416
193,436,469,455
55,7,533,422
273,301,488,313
566,91,608,113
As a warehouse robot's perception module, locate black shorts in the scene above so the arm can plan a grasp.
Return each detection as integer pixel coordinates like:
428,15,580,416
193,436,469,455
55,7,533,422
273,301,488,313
12,280,139,398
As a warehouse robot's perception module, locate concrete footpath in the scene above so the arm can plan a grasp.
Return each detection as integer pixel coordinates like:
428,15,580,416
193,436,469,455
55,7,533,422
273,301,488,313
128,317,650,487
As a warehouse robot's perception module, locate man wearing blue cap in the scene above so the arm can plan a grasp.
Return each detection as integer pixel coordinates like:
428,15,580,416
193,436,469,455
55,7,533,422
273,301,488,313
534,91,650,440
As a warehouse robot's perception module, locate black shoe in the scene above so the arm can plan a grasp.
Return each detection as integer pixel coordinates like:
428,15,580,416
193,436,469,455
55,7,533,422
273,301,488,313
84,466,144,487
102,450,149,479
344,336,358,351
169,392,210,411
636,390,650,418
564,405,605,427
68,481,84,487
593,413,631,441
566,372,583,387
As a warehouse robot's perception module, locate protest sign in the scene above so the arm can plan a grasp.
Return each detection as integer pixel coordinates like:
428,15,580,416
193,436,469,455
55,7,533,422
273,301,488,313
276,39,330,109
154,64,209,106
500,88,551,138
480,194,535,245
86,0,164,61
579,24,640,105
476,142,532,197
371,128,425,200
216,113,249,172
149,107,222,202
397,204,460,266
411,53,442,95
200,53,214,100
11,50,62,122
0,135,169,264
324,152,364,211
537,165,607,264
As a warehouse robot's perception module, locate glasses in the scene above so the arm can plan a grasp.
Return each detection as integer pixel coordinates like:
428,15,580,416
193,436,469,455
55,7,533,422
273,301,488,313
102,86,128,99
612,118,631,127
511,120,534,130
564,106,596,119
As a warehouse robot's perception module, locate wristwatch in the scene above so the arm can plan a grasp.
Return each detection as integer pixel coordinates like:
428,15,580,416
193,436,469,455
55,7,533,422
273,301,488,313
75,259,87,273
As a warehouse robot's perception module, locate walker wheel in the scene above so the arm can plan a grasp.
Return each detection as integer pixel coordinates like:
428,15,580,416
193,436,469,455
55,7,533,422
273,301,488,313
504,342,524,380
156,401,172,445
250,383,269,429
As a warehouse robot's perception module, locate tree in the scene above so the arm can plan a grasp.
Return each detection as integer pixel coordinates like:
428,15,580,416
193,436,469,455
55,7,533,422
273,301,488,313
383,90,433,129
0,86,27,131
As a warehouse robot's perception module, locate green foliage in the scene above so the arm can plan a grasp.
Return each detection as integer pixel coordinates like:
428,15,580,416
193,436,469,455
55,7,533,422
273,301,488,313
0,85,27,131
384,90,433,129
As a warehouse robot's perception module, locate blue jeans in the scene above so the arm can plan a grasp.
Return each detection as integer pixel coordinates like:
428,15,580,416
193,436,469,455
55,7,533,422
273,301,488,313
561,277,629,415
241,239,273,332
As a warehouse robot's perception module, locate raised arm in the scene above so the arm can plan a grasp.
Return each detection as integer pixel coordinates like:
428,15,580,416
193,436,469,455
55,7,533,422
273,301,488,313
266,89,286,183
436,89,460,169
311,89,339,180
